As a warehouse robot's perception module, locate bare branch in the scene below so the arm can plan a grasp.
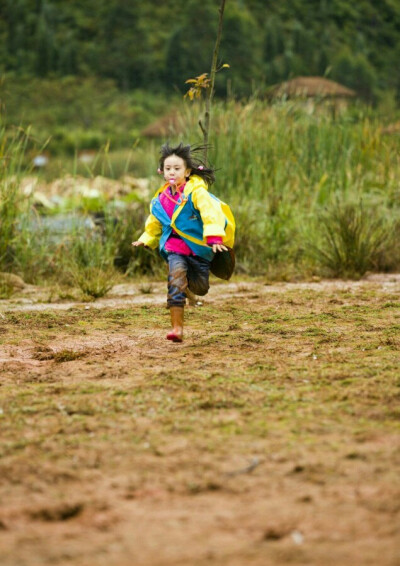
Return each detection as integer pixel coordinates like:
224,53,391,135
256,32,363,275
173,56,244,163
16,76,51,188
203,0,226,161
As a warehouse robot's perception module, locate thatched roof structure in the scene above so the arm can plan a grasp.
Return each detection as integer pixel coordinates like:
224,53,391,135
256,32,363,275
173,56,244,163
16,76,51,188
141,111,183,138
268,77,356,100
381,121,400,135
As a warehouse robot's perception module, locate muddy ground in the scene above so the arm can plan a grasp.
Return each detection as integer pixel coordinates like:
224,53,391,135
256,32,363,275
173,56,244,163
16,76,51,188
0,275,399,566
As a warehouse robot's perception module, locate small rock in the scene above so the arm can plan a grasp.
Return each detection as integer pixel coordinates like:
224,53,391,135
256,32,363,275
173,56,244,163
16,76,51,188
263,522,293,541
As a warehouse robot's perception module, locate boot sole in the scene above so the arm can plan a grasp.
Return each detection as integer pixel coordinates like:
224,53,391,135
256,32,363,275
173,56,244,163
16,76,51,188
166,333,183,343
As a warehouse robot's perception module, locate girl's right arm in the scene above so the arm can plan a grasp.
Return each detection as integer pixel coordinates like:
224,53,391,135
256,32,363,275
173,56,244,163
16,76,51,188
132,213,162,249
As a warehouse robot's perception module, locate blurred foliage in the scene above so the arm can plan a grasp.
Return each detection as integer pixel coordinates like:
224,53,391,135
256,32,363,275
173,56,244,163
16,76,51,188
0,76,175,154
1,100,400,283
0,0,399,102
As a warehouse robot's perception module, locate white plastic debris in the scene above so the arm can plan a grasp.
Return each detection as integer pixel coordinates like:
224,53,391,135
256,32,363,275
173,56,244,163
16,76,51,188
32,155,49,168
291,530,304,545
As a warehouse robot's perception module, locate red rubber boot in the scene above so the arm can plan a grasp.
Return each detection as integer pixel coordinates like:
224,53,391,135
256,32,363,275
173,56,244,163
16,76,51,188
166,306,184,342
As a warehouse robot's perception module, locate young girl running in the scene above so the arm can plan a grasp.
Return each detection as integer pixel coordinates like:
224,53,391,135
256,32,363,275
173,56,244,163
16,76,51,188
132,142,235,343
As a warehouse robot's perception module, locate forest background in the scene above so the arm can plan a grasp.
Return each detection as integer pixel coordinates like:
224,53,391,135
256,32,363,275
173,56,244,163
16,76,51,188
2,0,400,149
1,0,400,291
2,0,400,100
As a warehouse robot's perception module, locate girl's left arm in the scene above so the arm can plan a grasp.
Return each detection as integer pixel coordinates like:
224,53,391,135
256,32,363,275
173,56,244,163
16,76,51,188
191,187,226,240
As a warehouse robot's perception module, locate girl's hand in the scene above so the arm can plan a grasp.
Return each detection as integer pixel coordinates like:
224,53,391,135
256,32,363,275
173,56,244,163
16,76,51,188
212,243,228,253
132,241,145,248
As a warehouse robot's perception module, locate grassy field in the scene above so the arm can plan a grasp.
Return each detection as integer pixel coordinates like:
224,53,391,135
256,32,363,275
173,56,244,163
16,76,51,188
0,276,399,566
2,93,400,284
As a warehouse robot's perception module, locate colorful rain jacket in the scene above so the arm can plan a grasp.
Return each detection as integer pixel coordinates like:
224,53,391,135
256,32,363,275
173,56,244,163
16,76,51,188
138,175,235,261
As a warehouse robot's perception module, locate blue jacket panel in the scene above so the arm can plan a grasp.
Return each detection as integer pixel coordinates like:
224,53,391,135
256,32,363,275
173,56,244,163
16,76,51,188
150,193,214,261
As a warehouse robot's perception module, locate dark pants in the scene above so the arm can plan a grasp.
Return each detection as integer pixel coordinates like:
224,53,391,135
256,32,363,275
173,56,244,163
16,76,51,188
167,253,210,307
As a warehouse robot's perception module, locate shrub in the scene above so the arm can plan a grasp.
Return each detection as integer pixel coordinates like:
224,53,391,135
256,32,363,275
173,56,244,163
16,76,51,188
69,265,117,299
307,199,391,278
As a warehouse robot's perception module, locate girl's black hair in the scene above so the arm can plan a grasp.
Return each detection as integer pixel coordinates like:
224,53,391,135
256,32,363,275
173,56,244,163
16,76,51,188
159,142,216,186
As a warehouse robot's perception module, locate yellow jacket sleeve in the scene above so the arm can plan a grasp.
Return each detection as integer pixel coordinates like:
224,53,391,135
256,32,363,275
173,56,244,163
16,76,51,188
191,187,226,239
138,213,162,249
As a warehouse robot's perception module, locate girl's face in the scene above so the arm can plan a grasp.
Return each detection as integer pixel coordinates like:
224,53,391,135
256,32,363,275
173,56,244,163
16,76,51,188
163,154,191,188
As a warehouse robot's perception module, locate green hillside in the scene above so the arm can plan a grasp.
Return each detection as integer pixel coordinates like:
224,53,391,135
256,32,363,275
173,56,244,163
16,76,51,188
1,0,400,101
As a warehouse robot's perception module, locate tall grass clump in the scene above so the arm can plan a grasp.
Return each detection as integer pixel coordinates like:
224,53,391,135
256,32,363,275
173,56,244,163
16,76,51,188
0,124,166,290
185,99,400,277
0,127,51,281
209,100,400,204
62,215,122,299
306,197,394,278
0,126,66,283
62,205,165,298
0,127,28,269
115,210,166,279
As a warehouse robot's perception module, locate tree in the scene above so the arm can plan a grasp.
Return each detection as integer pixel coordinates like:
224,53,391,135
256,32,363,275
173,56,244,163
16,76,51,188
219,1,263,96
202,0,226,159
183,0,227,161
332,48,378,101
165,0,217,92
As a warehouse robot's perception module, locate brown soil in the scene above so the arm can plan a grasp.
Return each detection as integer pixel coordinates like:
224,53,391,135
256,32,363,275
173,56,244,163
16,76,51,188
0,275,399,566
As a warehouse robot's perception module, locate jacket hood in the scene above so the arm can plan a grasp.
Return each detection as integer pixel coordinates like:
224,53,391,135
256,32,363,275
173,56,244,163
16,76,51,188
184,175,209,194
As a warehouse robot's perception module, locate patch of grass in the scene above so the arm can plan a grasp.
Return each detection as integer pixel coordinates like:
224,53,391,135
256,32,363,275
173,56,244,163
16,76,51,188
30,502,84,522
53,349,86,363
70,265,117,299
138,282,155,294
0,279,15,299
307,199,392,278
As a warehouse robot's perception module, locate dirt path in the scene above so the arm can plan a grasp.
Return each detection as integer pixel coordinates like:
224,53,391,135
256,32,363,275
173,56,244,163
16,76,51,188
3,272,400,313
0,275,399,566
